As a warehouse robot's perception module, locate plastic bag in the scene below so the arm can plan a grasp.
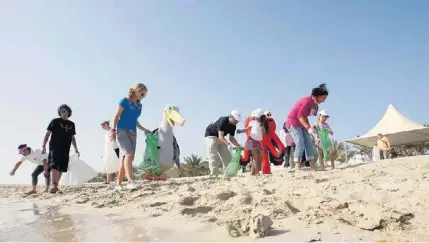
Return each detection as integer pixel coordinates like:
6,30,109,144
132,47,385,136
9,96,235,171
138,133,161,176
317,128,332,162
373,146,380,161
102,137,120,173
249,121,263,141
60,154,98,186
226,147,244,177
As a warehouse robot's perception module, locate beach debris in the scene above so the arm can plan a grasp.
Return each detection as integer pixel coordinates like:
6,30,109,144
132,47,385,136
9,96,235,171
225,214,273,239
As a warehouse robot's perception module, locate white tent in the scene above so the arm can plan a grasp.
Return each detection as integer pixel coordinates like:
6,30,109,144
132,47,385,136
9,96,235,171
347,104,429,148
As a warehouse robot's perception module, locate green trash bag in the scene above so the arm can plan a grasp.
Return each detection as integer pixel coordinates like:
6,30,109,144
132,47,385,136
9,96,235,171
225,147,244,177
317,128,332,162
138,133,161,176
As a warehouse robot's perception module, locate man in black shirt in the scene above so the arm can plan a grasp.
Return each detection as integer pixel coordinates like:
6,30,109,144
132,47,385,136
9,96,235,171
42,104,80,194
204,110,242,175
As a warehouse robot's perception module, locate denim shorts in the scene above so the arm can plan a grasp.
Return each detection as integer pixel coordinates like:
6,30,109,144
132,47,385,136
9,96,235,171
289,125,314,162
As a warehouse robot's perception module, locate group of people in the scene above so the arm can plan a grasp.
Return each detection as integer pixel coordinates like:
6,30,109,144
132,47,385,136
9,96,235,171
11,83,152,194
204,83,337,176
10,104,79,194
12,82,343,194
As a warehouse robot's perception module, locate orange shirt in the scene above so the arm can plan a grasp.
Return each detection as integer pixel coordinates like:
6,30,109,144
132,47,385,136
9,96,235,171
377,136,390,150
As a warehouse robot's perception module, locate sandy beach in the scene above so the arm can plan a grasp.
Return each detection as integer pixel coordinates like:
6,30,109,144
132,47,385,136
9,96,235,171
2,155,429,242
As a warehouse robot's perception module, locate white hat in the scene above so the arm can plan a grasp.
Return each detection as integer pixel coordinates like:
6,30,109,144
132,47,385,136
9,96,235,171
251,108,264,118
319,110,329,117
230,110,241,122
264,110,272,116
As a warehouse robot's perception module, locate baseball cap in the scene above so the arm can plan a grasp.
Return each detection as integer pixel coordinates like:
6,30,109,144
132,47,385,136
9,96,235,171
230,110,241,122
319,110,329,117
251,108,264,118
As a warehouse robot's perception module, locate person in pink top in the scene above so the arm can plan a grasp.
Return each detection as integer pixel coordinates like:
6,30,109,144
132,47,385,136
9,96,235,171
285,83,329,170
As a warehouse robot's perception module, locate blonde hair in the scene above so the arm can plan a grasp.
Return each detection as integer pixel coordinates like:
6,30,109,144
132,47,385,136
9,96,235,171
127,83,148,100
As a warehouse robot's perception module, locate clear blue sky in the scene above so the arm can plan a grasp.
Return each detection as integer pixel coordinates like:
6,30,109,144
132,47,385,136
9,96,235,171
1,0,428,184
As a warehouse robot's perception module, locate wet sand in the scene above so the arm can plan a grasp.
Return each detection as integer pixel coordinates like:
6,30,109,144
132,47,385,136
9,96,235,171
1,155,429,242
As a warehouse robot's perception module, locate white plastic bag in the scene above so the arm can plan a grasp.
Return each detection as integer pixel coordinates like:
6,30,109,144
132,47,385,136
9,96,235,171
102,136,120,174
249,121,263,141
372,146,380,162
60,154,98,186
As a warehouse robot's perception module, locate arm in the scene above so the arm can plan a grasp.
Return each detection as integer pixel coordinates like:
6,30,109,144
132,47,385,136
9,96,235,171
297,100,314,129
10,161,23,175
218,131,230,146
217,118,231,146
42,159,48,172
229,136,241,147
112,105,125,130
72,135,79,153
42,130,52,150
228,126,241,147
42,119,55,151
137,121,150,133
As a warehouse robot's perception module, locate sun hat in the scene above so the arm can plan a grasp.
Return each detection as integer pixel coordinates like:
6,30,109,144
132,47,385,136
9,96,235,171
319,110,329,117
230,110,241,122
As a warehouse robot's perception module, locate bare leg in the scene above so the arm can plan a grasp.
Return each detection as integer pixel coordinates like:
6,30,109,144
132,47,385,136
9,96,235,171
124,153,135,182
309,160,317,170
107,173,113,183
318,150,325,170
117,157,125,184
330,149,335,169
250,150,261,175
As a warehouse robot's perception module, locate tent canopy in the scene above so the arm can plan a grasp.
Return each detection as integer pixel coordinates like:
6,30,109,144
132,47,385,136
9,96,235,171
347,104,429,148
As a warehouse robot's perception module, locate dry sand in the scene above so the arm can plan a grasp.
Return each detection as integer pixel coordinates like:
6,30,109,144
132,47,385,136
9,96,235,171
2,155,429,242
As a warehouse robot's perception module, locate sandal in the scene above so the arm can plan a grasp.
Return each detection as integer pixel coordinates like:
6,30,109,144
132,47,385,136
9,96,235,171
50,187,58,194
25,190,37,195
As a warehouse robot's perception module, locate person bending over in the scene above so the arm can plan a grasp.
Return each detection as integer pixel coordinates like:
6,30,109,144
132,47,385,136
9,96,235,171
204,110,242,176
10,144,50,194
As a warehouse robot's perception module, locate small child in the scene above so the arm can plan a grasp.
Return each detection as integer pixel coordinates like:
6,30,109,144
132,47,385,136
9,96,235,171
10,144,50,194
313,110,335,170
242,109,267,176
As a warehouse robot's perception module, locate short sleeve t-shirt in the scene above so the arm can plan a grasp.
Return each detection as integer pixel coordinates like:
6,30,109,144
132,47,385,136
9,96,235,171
47,118,76,151
117,97,142,131
205,116,236,137
19,149,47,165
286,96,318,129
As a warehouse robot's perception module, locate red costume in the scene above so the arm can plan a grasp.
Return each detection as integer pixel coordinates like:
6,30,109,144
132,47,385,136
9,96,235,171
240,115,285,174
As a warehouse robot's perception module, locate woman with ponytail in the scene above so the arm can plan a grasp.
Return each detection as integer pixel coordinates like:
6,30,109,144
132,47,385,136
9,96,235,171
111,83,151,190
285,83,329,171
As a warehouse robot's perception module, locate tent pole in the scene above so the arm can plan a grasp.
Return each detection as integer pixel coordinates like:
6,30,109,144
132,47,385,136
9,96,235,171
343,141,348,163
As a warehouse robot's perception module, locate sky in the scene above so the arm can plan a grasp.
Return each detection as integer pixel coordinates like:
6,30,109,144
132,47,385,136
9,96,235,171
0,0,428,184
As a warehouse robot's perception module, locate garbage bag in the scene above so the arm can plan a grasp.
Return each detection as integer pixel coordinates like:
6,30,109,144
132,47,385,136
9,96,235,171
138,133,161,176
317,128,332,162
60,154,98,186
102,139,120,174
226,147,244,177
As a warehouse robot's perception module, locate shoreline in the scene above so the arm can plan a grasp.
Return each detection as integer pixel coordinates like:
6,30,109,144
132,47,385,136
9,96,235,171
1,155,429,241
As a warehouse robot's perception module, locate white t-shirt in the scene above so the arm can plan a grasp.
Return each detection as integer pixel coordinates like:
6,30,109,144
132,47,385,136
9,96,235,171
249,120,263,141
105,130,119,150
279,130,294,146
19,149,47,165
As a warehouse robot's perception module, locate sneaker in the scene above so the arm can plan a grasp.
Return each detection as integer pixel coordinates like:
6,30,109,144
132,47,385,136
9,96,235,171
126,181,138,190
114,184,124,191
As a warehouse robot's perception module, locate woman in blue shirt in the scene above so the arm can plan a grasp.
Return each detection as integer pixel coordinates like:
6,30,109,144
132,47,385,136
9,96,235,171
111,83,151,190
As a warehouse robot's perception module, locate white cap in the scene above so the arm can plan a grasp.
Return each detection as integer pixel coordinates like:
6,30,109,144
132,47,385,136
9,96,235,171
230,110,241,122
251,108,264,118
319,110,329,117
264,110,271,116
